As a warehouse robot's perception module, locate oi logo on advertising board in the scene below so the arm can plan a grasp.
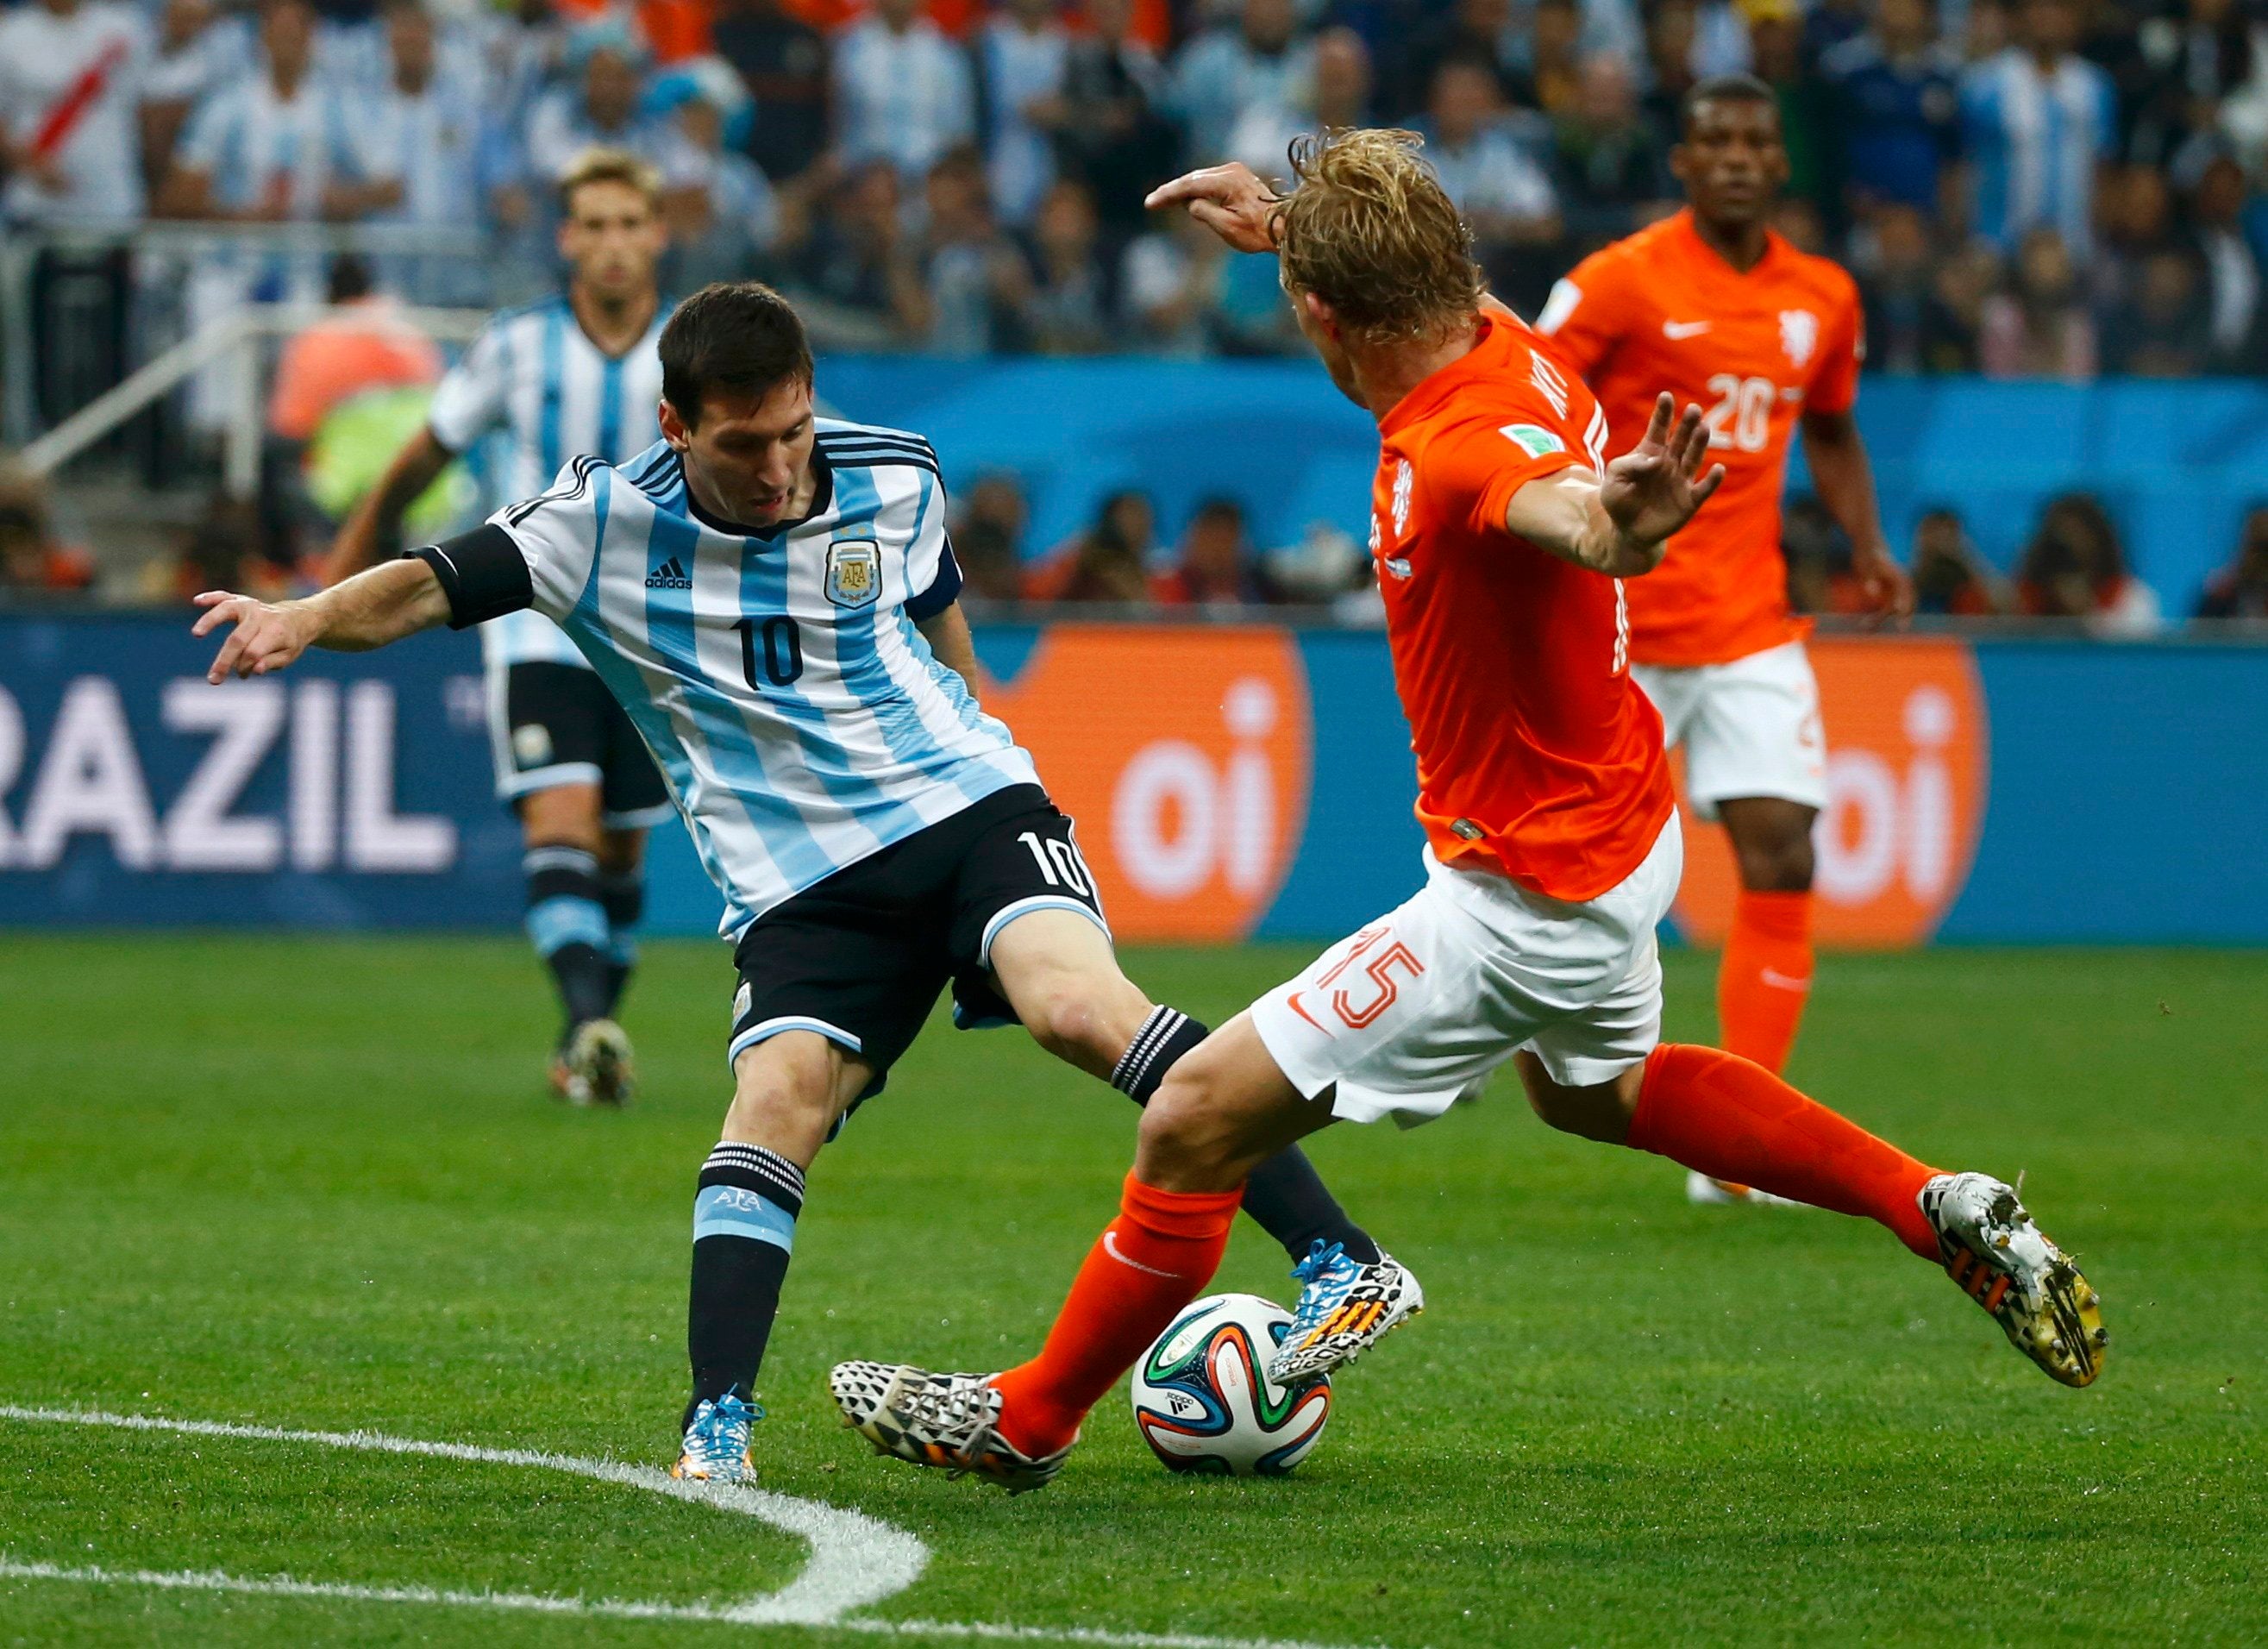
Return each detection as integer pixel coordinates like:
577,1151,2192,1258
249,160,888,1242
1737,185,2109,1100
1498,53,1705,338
978,626,1311,943
1670,637,1988,949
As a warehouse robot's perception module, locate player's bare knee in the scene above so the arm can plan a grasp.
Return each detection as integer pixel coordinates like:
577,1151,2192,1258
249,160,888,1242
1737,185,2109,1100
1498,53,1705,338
724,1038,844,1156
1138,1071,1243,1182
1022,983,1116,1069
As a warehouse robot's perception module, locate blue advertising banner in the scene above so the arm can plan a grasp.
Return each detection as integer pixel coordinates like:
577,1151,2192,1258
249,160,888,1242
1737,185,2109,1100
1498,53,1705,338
3,614,2264,945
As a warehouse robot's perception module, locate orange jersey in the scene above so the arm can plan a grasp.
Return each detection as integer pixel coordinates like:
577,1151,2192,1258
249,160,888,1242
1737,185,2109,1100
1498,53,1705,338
1537,210,1864,668
1372,313,1674,903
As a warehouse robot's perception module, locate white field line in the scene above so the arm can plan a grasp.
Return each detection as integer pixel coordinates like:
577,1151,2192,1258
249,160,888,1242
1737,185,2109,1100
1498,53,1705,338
0,1405,1389,1649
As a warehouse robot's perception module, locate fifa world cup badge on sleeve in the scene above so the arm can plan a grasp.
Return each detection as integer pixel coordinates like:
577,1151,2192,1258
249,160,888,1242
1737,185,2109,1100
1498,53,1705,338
825,541,881,608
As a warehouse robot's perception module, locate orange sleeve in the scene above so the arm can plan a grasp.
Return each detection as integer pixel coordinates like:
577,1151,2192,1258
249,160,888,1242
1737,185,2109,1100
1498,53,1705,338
1421,413,1583,539
1808,276,1864,416
1532,248,1630,378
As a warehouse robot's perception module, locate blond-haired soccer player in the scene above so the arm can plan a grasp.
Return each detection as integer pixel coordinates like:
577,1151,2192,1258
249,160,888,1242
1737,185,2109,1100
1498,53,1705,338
830,131,2104,1493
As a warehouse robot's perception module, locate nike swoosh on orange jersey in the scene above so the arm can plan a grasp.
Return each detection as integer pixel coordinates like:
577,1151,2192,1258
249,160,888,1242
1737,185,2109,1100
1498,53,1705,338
1103,1231,1182,1279
1662,319,1713,339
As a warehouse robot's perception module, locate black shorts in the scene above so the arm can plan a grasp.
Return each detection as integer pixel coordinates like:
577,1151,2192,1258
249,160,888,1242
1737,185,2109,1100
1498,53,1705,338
729,783,1108,1100
490,661,672,827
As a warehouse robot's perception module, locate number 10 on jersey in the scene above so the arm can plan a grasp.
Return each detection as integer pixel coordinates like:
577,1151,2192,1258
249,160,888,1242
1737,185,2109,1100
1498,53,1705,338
736,617,805,690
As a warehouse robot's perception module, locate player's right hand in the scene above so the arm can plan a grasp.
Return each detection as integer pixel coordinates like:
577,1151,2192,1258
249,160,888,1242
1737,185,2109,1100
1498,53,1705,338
1144,162,1282,254
192,592,316,683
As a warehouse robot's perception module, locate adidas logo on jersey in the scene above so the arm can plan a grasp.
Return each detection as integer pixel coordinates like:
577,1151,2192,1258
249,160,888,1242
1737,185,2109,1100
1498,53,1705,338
645,556,692,590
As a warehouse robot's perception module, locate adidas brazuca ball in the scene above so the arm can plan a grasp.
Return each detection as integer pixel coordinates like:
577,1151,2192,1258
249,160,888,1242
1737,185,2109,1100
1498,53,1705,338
1130,1292,1331,1476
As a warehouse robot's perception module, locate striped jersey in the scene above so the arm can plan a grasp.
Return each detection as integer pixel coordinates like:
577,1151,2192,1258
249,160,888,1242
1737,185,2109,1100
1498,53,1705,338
486,421,1039,937
427,292,672,672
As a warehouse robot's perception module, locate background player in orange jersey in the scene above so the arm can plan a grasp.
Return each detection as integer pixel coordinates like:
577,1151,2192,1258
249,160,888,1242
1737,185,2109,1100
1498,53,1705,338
1538,77,1916,1205
826,131,2102,1495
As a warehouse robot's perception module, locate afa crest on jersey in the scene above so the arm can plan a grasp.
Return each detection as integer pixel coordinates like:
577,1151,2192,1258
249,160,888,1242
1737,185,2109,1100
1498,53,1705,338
1780,309,1820,369
824,540,880,607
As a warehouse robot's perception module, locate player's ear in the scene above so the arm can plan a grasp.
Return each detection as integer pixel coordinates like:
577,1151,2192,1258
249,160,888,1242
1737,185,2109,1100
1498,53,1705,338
1300,290,1338,336
658,398,692,451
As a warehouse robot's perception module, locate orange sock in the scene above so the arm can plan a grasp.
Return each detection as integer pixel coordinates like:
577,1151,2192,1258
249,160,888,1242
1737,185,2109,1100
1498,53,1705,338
1718,888,1815,1075
1630,1044,1941,1258
991,1175,1241,1458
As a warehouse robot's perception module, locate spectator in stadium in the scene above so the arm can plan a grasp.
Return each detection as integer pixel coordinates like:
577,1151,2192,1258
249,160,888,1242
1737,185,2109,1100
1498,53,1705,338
520,27,676,193
2195,503,2268,620
2188,152,2266,372
2113,0,2257,171
915,145,1026,354
1118,208,1226,355
1920,234,1999,372
1168,0,1313,166
831,0,975,185
335,0,488,303
2103,248,2213,377
1513,0,1589,121
1782,494,1872,618
949,470,1032,602
2016,492,2162,635
1959,0,2116,259
1392,0,1510,118
976,0,1070,229
0,0,153,225
473,0,570,149
141,0,241,185
780,156,928,345
1152,495,1282,606
711,0,829,184
159,0,336,223
1044,0,1178,240
1910,505,2013,615
2095,162,2180,312
1746,0,1833,217
1640,0,1703,137
1016,177,1115,354
1980,226,2097,379
1226,26,1373,179
1409,55,1561,295
1026,488,1156,603
1819,0,1961,223
0,467,96,595
1856,201,1939,372
1550,51,1671,244
648,60,781,292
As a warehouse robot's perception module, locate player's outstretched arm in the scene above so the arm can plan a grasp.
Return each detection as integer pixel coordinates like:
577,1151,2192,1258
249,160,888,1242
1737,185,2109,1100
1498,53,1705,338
1144,162,1282,254
1504,393,1724,577
194,558,452,683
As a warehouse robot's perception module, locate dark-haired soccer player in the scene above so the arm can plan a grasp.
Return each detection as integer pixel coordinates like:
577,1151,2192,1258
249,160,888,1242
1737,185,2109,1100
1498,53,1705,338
829,132,2102,1495
1535,79,1914,1201
194,280,1413,1484
328,149,677,1107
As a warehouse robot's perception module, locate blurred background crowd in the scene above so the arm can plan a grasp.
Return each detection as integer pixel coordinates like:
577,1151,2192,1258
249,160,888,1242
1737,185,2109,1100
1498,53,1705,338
3,0,2268,623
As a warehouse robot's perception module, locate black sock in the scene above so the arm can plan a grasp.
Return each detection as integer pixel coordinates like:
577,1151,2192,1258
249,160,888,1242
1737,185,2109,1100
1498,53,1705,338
599,871,642,1018
524,846,614,1036
686,1140,805,1426
1111,1005,1382,1265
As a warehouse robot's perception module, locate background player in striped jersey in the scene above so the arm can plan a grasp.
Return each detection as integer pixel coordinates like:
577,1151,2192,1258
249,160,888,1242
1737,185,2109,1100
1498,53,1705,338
191,280,1408,1484
1536,79,1914,1205
827,134,2102,1495
328,149,677,1107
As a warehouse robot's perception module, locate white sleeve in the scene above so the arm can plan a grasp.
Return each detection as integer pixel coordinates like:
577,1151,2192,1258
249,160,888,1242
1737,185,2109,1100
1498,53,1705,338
489,458,604,623
426,320,508,454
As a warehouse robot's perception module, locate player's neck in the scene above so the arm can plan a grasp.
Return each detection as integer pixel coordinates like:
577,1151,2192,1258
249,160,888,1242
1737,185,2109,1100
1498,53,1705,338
1690,211,1771,273
568,283,660,358
1347,320,1482,424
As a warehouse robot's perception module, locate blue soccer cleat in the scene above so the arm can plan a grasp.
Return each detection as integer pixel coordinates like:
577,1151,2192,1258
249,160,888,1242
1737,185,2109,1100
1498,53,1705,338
672,1392,761,1483
1267,1240,1425,1385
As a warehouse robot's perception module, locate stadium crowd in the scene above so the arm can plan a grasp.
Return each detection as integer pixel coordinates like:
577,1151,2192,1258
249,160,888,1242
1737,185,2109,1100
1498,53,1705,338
3,0,2268,371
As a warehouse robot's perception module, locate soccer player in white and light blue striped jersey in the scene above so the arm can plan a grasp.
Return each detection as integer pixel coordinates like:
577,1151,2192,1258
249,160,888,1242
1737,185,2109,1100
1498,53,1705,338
328,149,676,1107
197,280,1400,1486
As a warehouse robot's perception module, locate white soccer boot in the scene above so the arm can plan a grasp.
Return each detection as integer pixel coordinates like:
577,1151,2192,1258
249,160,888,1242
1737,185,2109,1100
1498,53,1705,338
1266,1240,1425,1384
561,1018,636,1107
1921,1171,2107,1388
830,1361,1074,1495
671,1392,760,1483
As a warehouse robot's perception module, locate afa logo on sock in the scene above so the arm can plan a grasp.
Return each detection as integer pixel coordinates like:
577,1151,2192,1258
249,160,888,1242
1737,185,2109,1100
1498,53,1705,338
975,627,1310,944
1671,639,1988,950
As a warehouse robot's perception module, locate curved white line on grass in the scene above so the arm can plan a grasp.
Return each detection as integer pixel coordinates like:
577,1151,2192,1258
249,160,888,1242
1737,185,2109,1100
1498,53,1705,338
0,1403,924,1626
0,1405,1388,1649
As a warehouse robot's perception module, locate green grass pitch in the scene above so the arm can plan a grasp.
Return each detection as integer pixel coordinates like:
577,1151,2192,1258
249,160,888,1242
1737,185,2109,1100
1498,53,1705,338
2,934,2263,1646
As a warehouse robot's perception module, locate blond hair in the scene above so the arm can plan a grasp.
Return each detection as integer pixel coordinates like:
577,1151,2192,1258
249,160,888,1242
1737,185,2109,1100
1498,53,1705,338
1272,128,1483,347
558,147,663,216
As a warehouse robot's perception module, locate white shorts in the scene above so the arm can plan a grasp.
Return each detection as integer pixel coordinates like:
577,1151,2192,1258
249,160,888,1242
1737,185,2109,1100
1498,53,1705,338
1250,817,1682,1126
1631,639,1826,821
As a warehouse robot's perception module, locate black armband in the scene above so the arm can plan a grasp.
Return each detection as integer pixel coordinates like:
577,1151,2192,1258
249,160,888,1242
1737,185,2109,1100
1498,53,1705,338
905,539,964,621
406,524,535,630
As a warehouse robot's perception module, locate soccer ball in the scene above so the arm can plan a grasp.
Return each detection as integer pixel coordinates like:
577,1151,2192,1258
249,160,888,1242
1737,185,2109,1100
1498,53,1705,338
1130,1292,1332,1476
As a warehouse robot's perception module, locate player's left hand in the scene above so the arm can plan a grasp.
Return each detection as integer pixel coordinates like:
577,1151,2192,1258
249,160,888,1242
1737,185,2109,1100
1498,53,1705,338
192,591,316,683
1601,392,1726,549
1851,543,1916,626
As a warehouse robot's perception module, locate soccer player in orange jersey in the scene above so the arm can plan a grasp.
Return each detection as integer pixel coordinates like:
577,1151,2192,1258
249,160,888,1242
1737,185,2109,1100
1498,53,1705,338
828,131,2102,1493
1537,77,1914,1206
